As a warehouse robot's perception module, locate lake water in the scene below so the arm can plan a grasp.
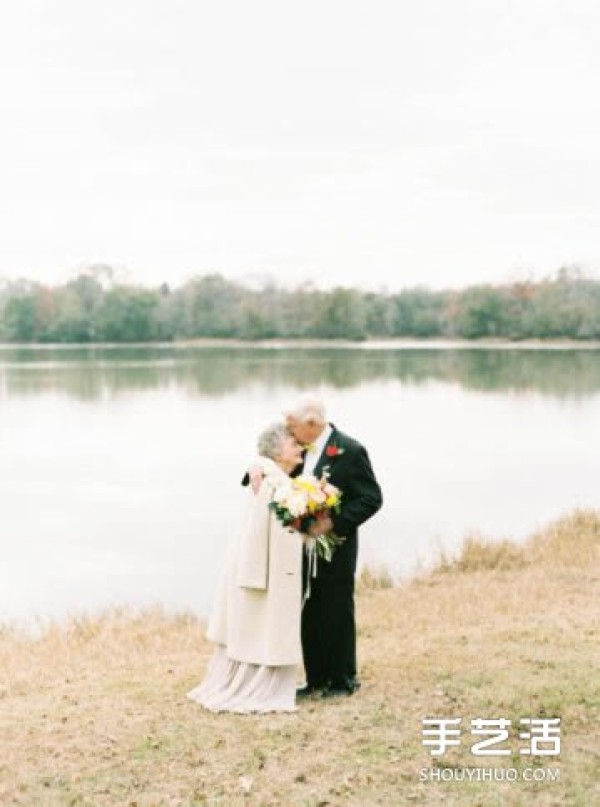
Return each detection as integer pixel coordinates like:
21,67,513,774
1,343,598,630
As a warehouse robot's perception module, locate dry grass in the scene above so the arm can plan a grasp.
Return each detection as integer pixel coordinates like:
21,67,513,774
1,510,599,806
433,510,600,574
356,565,395,592
434,535,527,573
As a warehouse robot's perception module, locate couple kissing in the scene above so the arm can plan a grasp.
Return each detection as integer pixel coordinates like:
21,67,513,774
187,397,383,713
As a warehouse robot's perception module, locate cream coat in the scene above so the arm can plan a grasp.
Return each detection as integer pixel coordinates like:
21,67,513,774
206,458,303,666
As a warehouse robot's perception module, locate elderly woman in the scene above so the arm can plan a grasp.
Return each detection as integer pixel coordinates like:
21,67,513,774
186,422,304,713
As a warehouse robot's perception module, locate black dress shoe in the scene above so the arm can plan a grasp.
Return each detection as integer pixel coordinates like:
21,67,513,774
296,684,324,699
321,682,359,699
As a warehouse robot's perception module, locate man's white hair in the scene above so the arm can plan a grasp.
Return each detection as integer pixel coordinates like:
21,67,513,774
285,397,327,424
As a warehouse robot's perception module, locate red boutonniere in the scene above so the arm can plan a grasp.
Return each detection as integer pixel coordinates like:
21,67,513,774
326,444,345,458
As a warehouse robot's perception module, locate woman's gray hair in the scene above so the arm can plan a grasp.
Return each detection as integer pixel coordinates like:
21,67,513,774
257,421,289,460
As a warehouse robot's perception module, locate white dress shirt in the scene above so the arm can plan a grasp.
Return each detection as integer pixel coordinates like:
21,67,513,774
302,423,333,476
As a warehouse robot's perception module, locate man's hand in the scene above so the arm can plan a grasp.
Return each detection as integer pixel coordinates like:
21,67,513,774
308,515,334,535
249,465,265,494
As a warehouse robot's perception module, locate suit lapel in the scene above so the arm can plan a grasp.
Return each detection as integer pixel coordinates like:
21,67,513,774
314,423,340,479
292,449,307,478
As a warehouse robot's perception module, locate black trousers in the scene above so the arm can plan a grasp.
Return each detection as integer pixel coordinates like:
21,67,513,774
301,570,357,688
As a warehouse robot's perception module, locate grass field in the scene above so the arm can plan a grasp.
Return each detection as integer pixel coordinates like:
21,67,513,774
1,510,599,806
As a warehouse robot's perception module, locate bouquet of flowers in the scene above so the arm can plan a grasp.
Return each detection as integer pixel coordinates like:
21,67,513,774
269,472,345,561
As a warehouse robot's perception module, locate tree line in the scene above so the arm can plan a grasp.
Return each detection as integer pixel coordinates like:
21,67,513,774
0,266,598,342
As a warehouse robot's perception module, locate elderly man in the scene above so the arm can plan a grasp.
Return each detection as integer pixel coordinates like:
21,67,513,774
284,398,383,699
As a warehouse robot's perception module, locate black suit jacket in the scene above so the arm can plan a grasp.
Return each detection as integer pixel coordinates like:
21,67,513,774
307,423,382,578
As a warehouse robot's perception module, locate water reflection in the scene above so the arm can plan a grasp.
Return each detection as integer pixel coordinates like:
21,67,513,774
1,345,599,629
1,345,599,399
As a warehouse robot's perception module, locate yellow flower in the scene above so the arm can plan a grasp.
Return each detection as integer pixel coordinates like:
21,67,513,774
295,478,317,493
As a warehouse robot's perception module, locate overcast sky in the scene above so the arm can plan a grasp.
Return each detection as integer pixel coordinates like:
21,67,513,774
1,1,599,291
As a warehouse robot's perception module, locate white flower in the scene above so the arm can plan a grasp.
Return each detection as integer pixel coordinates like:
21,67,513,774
286,490,308,517
309,488,326,505
273,482,293,501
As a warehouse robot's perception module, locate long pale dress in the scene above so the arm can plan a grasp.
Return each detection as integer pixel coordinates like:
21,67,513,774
187,459,303,713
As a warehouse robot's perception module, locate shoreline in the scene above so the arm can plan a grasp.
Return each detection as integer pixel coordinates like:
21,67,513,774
3,508,597,641
1,336,600,351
